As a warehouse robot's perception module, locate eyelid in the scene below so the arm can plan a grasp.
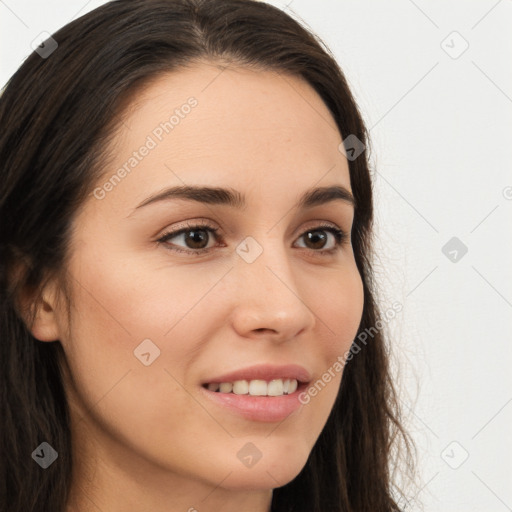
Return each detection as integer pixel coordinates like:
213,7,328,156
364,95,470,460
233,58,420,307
157,218,344,238
156,219,349,257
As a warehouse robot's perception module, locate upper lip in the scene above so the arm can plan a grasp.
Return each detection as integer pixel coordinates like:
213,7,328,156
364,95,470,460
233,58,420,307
202,364,312,385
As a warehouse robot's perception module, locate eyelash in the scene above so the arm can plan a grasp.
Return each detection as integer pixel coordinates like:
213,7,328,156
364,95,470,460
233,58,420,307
156,221,349,257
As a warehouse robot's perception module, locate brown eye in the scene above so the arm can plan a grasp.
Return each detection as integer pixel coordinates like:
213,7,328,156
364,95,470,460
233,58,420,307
303,230,329,250
295,226,347,254
157,223,347,256
157,225,220,255
180,229,210,249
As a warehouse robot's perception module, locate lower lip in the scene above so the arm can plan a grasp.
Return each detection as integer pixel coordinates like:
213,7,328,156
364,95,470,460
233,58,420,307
199,382,309,422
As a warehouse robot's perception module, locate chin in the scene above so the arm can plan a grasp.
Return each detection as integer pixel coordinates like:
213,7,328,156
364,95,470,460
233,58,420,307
216,452,309,491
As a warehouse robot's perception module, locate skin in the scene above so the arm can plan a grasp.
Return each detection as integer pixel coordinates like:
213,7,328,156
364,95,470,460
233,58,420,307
27,62,364,512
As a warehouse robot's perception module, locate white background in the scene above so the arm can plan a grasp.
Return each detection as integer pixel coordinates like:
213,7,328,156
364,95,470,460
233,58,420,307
1,1,511,510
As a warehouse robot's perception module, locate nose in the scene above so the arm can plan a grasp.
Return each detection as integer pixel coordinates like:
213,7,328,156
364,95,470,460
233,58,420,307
227,238,316,343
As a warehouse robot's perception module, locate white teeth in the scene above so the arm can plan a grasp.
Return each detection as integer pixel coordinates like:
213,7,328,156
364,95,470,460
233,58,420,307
205,378,299,396
232,380,249,394
267,379,284,396
248,379,267,396
219,382,233,393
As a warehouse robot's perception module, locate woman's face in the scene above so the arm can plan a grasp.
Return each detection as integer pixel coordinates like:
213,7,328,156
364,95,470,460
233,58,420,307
42,63,364,504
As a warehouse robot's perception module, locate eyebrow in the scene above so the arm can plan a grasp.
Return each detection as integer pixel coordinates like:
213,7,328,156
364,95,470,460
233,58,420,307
130,184,356,215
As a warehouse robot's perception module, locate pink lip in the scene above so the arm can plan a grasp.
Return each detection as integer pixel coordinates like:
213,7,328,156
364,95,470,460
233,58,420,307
199,381,309,422
200,363,312,385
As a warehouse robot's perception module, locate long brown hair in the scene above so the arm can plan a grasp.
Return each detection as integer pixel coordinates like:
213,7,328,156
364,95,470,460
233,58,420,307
0,1,415,510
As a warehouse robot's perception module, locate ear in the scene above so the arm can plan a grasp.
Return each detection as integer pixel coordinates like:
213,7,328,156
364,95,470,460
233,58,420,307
28,281,62,342
13,267,63,343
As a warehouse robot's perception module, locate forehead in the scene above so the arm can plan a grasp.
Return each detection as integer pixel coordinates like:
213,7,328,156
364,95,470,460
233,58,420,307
93,62,351,213
120,62,340,135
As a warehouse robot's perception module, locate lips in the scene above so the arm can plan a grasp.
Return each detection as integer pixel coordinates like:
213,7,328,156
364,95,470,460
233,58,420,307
199,376,310,422
201,363,312,386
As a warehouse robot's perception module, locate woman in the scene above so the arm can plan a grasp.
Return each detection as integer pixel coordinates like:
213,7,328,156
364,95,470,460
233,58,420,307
0,1,415,510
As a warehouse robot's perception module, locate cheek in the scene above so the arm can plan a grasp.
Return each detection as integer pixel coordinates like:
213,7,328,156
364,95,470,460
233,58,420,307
64,250,221,352
301,264,364,405
315,264,364,355
60,254,229,422
60,260,212,472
